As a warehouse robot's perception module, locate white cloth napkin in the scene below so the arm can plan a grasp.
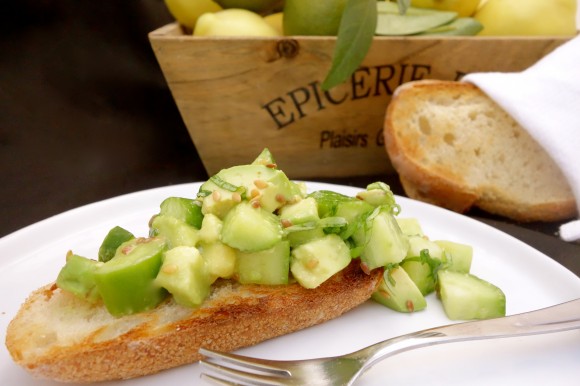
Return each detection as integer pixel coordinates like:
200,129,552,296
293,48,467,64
462,35,580,242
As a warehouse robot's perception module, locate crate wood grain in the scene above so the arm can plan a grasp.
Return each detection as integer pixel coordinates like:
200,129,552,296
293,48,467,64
149,23,569,179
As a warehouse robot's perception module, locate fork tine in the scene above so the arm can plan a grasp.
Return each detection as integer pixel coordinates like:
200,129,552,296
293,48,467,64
200,360,285,386
199,348,291,376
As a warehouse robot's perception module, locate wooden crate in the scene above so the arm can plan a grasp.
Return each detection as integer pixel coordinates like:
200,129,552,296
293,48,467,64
149,23,569,179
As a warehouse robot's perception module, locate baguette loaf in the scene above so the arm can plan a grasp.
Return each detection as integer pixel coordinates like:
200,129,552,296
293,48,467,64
384,80,576,222
6,260,381,383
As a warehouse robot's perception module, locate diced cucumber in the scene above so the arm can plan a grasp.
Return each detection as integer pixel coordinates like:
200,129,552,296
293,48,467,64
401,259,436,296
221,202,283,252
94,237,168,317
279,197,320,225
56,253,102,303
154,246,211,308
335,199,374,239
372,266,426,312
357,209,409,270
438,270,506,320
236,241,290,285
396,218,424,237
286,227,325,248
290,234,351,289
407,235,444,260
98,226,135,263
200,241,237,281
149,215,199,248
159,197,203,229
356,182,398,209
435,240,473,273
308,190,352,218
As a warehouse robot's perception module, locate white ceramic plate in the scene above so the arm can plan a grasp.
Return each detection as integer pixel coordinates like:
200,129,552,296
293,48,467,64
1,182,579,386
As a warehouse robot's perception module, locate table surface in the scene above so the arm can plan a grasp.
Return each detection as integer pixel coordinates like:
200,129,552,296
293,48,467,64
1,1,578,277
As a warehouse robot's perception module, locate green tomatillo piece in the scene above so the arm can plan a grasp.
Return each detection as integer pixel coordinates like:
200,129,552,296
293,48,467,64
94,237,168,317
98,226,135,263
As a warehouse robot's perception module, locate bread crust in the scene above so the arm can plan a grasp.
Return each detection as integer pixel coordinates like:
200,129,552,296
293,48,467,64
384,80,576,222
6,260,382,383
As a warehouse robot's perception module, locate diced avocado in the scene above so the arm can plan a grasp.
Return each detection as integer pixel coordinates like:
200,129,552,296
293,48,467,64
159,197,203,229
199,164,302,217
251,147,276,166
286,227,325,248
200,241,237,281
396,217,424,237
290,234,351,289
438,270,506,320
372,266,427,313
357,209,409,270
98,226,135,263
308,190,352,218
154,246,211,308
435,240,473,273
221,202,283,252
198,213,223,244
279,197,320,226
56,253,102,303
236,241,290,285
150,215,199,248
94,237,168,317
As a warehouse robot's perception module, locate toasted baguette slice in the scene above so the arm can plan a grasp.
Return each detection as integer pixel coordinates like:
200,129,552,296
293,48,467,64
6,260,381,383
384,80,576,222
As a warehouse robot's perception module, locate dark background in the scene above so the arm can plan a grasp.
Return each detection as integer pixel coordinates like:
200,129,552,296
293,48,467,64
1,1,578,275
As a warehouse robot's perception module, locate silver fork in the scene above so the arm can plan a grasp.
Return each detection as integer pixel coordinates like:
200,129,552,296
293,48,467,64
199,298,580,386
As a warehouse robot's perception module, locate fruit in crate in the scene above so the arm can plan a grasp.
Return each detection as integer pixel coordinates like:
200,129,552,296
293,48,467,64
164,0,222,29
283,0,347,36
410,0,481,17
193,8,280,36
474,0,577,36
215,0,283,13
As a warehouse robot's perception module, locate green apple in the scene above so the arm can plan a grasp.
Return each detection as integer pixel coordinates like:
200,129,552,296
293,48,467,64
411,0,481,17
474,0,577,36
283,0,347,36
164,0,223,29
193,8,280,36
215,0,283,13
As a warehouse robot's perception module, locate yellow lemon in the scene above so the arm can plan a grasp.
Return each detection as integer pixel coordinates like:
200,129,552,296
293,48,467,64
264,12,284,35
193,8,280,36
474,0,577,36
164,0,222,29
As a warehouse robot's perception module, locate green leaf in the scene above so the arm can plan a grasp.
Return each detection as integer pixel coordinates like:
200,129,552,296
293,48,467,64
321,0,377,91
376,2,457,36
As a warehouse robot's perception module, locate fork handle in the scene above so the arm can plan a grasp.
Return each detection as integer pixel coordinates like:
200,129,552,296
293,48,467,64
357,298,580,371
